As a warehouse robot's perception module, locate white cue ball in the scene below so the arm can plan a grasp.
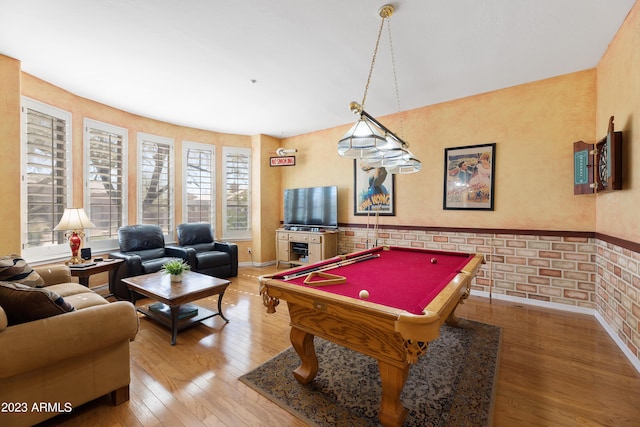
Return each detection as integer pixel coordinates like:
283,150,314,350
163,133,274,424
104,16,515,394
359,289,369,300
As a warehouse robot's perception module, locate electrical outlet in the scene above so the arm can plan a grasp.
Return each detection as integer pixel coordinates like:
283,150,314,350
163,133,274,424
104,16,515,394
247,248,252,254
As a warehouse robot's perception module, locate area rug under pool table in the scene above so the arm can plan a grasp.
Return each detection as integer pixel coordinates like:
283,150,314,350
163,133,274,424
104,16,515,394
239,319,501,426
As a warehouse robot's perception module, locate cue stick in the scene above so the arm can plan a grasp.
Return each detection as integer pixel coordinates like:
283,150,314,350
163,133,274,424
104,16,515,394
489,237,494,303
366,209,371,249
282,253,380,281
373,206,380,247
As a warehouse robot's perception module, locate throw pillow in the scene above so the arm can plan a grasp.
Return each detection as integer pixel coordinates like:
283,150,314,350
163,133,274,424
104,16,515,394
0,282,75,326
0,254,44,287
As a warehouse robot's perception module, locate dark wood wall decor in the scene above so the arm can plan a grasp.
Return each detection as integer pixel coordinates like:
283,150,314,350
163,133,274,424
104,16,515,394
573,116,623,195
593,116,623,192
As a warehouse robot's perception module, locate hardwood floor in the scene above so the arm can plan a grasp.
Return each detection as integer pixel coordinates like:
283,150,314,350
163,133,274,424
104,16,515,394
37,265,640,427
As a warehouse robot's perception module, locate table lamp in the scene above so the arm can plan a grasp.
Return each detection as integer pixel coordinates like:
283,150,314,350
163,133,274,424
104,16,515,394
54,208,96,265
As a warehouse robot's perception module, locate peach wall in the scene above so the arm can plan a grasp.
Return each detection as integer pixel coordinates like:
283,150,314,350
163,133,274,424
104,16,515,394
0,55,21,254
596,2,640,243
21,73,251,224
251,134,282,262
593,0,640,367
283,70,596,232
0,59,257,262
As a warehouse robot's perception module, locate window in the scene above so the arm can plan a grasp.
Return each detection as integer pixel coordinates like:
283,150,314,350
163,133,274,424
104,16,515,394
222,146,251,239
20,98,72,261
183,142,215,225
84,119,127,251
137,132,175,239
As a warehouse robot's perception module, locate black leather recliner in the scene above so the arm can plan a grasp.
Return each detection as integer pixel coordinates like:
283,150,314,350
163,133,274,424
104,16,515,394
172,223,238,278
108,224,187,300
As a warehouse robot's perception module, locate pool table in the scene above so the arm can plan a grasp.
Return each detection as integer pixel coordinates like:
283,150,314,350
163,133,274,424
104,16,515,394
258,245,484,427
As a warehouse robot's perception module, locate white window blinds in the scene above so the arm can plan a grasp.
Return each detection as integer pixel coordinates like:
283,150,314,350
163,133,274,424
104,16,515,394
137,133,174,237
84,119,127,248
183,142,215,225
222,146,251,239
21,98,72,258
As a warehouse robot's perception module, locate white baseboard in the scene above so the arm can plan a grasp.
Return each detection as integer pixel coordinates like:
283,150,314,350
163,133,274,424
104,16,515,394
238,260,276,268
594,310,640,373
470,290,595,315
470,290,640,373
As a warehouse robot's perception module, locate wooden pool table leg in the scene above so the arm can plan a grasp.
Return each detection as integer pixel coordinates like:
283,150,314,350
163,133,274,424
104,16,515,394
445,307,461,327
377,360,409,427
445,289,470,327
290,327,318,385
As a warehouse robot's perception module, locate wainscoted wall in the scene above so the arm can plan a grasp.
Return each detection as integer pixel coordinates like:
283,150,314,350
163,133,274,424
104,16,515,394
339,227,597,308
596,240,640,363
337,225,639,368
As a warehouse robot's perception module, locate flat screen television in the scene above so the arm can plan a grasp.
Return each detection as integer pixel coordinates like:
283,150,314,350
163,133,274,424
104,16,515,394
284,185,338,229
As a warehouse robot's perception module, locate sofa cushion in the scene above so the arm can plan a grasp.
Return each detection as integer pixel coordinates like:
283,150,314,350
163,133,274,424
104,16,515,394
47,282,96,298
137,248,168,261
0,306,7,331
196,251,231,269
118,224,165,252
189,242,216,252
0,254,44,287
64,292,109,310
0,282,75,326
142,257,177,274
177,223,214,245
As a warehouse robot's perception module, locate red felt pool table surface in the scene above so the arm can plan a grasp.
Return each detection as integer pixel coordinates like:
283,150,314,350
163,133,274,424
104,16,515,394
271,246,477,315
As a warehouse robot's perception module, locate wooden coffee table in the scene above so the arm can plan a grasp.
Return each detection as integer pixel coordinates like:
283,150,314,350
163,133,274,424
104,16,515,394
122,270,230,345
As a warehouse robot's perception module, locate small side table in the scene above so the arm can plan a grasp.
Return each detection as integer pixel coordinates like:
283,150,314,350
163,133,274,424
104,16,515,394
69,259,124,287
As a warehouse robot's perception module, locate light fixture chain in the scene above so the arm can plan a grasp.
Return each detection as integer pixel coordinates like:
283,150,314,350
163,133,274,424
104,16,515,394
361,15,386,110
387,17,404,140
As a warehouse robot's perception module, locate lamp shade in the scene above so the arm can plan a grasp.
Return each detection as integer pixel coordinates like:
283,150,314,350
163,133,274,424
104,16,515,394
362,134,408,168
337,115,387,159
385,150,422,174
53,208,96,231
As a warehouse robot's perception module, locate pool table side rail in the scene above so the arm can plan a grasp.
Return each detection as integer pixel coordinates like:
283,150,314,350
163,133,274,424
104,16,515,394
258,252,484,344
259,275,405,321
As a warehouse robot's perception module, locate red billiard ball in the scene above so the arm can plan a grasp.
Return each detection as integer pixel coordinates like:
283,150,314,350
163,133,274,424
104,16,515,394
430,258,437,264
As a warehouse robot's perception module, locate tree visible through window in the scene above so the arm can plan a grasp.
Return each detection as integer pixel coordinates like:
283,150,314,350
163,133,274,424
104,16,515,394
84,119,127,249
183,142,215,225
21,98,72,258
222,146,250,239
138,133,174,236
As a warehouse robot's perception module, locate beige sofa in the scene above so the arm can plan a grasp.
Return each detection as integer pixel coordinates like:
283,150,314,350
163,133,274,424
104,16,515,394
0,265,139,427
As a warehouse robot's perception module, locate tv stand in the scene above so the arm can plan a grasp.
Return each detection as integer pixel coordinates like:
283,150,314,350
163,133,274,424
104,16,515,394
283,225,326,232
276,228,339,268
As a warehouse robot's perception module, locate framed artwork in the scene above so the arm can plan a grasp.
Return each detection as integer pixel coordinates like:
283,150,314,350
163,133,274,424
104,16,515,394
354,160,395,216
443,143,496,210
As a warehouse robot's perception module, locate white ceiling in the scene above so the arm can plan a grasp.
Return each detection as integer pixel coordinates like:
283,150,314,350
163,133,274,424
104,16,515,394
0,0,634,138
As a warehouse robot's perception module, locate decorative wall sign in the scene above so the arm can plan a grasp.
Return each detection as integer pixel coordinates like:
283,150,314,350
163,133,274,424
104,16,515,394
354,160,395,216
270,156,296,167
444,143,496,210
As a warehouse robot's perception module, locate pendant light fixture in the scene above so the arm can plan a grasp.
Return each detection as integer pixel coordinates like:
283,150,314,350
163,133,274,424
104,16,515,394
337,4,421,174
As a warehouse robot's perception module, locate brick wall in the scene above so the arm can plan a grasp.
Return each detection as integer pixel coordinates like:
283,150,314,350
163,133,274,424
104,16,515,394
596,240,640,360
338,226,639,362
339,227,597,307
